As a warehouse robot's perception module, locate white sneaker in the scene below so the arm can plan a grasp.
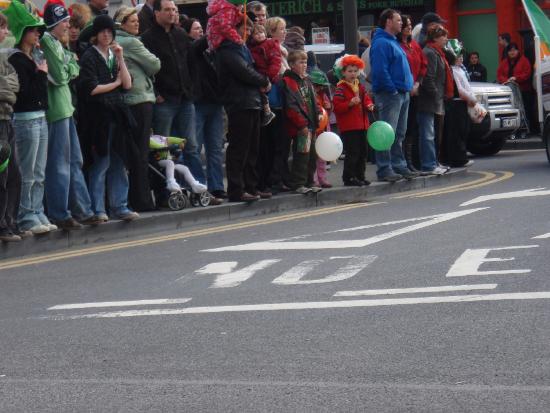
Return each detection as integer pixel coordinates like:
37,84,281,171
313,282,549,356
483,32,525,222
166,180,182,193
191,182,208,193
29,224,50,234
428,166,448,175
45,223,58,231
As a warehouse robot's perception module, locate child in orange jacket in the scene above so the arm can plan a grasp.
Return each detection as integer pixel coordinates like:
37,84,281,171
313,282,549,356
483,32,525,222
332,55,374,186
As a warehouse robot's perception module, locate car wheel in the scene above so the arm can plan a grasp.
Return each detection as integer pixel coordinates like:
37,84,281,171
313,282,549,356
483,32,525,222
466,138,506,156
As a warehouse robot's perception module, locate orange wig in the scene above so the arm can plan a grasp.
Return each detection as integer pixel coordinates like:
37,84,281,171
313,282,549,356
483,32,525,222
341,55,365,70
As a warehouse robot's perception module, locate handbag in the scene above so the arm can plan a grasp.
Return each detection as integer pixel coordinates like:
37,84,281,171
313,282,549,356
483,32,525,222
467,102,487,124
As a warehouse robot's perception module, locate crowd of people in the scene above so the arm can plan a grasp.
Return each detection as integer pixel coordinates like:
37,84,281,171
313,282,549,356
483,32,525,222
0,0,485,243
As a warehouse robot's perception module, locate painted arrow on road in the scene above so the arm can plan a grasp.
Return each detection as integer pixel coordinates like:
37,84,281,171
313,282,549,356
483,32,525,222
461,188,550,206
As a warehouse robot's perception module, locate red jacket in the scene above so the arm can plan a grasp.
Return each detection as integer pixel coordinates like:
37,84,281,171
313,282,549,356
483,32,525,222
332,81,373,133
281,70,320,138
497,55,532,92
206,0,243,50
248,38,282,82
401,39,427,82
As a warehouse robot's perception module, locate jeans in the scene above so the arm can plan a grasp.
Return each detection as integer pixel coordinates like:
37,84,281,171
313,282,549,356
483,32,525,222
195,102,225,192
152,100,206,184
87,130,132,217
13,116,50,230
45,117,94,221
416,111,438,171
372,91,410,178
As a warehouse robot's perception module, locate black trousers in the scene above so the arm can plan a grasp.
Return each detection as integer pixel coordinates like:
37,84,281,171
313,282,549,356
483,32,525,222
226,109,261,200
268,109,292,188
0,120,21,234
441,99,469,167
342,130,367,182
405,96,420,169
128,103,155,211
257,109,281,191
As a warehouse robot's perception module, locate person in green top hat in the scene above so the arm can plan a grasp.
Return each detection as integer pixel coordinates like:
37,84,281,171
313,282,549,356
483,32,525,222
5,0,59,235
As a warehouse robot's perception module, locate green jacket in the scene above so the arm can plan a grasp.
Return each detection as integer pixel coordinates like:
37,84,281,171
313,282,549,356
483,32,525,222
40,32,79,123
0,51,19,121
116,30,160,106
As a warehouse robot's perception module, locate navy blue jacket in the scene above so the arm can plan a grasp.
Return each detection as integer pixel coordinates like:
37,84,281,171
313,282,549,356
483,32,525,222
370,28,413,94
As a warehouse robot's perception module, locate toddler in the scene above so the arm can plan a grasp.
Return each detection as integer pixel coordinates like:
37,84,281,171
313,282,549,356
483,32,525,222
206,0,245,50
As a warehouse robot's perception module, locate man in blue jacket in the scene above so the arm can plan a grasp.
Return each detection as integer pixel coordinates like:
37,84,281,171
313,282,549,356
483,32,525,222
370,9,417,182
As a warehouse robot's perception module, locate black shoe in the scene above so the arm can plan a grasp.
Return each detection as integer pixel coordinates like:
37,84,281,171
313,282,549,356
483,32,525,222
55,217,84,231
344,178,364,187
360,179,371,186
378,173,403,183
398,169,420,180
0,230,21,242
211,190,228,199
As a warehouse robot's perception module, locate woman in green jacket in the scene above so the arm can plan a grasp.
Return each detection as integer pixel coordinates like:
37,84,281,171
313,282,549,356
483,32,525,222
114,6,161,211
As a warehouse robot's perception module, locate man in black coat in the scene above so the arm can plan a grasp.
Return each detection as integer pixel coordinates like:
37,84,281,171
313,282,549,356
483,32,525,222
138,0,155,35
141,0,205,184
467,52,487,82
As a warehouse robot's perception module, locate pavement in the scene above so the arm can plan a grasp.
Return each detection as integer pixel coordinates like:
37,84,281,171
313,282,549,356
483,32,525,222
0,160,468,260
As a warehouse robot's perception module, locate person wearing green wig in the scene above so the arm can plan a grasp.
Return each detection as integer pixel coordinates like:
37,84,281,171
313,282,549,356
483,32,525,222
0,12,23,242
5,0,58,235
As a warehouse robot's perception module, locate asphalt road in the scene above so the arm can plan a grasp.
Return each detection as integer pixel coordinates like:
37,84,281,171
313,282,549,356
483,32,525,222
1,149,550,412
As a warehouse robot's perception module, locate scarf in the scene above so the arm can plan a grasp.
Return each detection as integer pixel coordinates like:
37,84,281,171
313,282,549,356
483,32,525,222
337,78,360,95
428,41,454,99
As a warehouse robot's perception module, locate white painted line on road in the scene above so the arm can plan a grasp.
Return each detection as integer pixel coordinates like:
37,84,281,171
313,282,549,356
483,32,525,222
333,284,498,297
43,292,550,320
47,298,192,311
460,187,550,206
204,208,488,251
328,214,443,233
533,232,550,239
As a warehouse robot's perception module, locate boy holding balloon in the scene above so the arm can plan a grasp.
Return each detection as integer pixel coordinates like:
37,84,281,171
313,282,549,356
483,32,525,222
332,55,375,186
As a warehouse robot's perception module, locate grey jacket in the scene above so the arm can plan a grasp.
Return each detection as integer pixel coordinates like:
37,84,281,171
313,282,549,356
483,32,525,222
0,51,19,121
417,45,446,115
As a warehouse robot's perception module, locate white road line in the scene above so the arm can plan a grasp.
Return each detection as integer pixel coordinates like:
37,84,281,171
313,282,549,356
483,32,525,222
204,208,488,252
460,188,550,206
47,298,192,311
43,292,550,320
533,232,550,239
334,284,498,297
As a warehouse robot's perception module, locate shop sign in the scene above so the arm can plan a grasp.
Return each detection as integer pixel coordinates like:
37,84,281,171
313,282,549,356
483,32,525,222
267,0,424,16
312,27,331,44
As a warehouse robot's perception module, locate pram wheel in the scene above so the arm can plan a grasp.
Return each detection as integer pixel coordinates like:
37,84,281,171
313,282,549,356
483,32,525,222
190,191,211,207
168,192,188,210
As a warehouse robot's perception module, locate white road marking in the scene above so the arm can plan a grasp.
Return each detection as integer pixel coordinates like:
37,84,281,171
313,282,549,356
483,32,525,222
204,208,488,251
334,284,498,297
47,298,192,311
533,232,550,239
460,188,550,206
328,214,444,233
199,259,281,288
43,292,550,320
272,255,377,285
446,245,538,277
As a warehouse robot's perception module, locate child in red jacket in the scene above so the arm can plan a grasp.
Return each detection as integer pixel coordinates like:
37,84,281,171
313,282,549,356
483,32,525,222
333,55,374,186
206,0,245,51
248,23,281,125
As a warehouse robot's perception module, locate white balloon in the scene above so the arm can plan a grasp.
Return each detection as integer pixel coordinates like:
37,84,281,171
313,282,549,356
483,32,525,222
315,132,343,162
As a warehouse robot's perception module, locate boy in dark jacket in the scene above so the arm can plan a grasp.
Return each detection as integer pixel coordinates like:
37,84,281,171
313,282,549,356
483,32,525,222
0,13,22,242
333,55,374,187
282,50,321,194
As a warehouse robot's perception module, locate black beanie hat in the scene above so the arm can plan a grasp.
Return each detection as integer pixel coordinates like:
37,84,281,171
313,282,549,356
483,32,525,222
43,3,69,29
92,14,116,40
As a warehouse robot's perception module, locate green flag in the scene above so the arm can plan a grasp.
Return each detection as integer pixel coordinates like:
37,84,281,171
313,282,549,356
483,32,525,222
522,0,550,55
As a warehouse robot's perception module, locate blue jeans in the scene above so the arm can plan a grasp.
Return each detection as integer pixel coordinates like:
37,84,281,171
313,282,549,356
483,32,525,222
13,116,50,230
87,131,132,217
45,117,94,221
152,100,206,184
373,91,410,178
195,102,225,192
416,111,438,171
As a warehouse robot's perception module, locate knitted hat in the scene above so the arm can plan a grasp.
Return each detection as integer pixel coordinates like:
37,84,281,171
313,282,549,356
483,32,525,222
2,0,45,45
0,140,11,174
421,12,446,26
332,54,365,80
43,1,69,29
309,69,329,86
91,14,115,39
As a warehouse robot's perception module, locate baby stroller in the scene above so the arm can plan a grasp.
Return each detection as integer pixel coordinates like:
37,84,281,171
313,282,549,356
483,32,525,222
148,144,211,211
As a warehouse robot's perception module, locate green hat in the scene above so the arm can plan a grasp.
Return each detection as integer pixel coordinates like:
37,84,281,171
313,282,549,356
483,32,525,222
309,70,329,86
446,38,463,58
227,0,246,4
2,0,45,45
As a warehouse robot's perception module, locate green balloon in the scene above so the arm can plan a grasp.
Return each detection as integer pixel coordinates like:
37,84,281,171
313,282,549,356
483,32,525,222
366,121,395,151
0,141,10,174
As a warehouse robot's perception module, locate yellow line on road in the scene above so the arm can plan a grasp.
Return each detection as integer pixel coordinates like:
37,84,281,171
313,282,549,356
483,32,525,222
0,202,383,271
391,171,513,199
